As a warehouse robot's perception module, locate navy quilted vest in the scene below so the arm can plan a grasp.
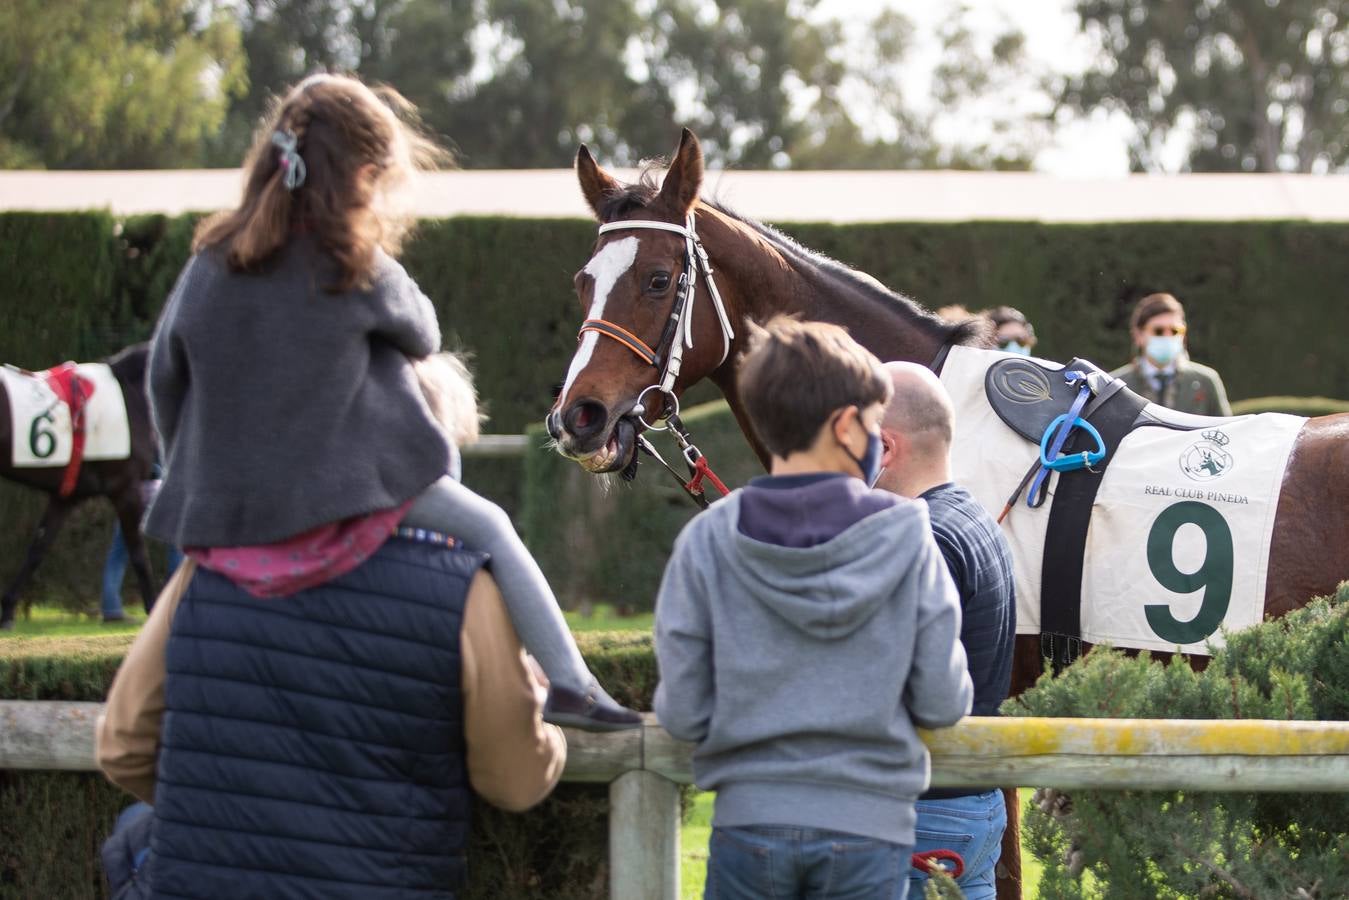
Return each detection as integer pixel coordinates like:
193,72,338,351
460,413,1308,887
148,537,486,899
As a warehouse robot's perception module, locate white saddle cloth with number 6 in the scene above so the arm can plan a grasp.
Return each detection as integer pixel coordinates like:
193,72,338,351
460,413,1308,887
941,346,1304,656
1,363,131,467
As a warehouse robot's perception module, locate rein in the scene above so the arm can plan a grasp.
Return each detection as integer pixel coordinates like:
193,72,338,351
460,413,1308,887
579,212,736,507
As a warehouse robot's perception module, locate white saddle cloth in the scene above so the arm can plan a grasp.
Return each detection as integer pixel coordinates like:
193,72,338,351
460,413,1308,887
941,346,1304,655
1,363,132,467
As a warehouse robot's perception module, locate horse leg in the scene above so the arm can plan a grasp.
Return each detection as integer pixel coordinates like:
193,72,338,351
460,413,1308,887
0,497,76,629
111,490,156,615
996,787,1023,899
994,632,1047,900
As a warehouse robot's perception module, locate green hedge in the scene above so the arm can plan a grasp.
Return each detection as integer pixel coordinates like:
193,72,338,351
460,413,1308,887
5,213,1349,611
1229,394,1349,417
0,630,656,899
1005,583,1349,897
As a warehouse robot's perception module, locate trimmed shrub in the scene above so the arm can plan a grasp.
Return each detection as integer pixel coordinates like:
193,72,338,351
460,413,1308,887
0,630,655,899
1003,583,1349,899
1229,395,1349,417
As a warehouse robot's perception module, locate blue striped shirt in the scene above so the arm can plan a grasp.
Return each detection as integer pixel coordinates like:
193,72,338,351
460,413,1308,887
920,483,1016,718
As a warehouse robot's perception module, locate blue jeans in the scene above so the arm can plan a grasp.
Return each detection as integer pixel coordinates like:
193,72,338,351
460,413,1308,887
102,802,154,898
907,790,1006,900
706,825,910,900
102,523,183,618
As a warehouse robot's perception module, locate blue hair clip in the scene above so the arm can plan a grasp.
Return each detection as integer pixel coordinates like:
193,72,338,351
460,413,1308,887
271,129,306,190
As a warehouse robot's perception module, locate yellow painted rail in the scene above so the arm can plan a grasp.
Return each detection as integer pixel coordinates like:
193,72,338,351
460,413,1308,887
4,703,1347,792
5,703,1347,900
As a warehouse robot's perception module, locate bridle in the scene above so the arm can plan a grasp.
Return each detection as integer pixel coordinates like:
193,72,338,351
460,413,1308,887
580,211,736,431
570,210,957,507
575,211,736,506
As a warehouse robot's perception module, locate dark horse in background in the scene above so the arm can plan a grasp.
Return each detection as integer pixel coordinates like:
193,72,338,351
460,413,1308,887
545,130,1349,899
0,343,159,628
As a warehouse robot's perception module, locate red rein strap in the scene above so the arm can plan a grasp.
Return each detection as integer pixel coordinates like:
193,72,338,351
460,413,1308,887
912,848,965,879
42,363,93,498
684,455,730,499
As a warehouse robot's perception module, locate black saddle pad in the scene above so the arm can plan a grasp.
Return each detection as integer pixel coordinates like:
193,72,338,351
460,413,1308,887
984,356,1124,443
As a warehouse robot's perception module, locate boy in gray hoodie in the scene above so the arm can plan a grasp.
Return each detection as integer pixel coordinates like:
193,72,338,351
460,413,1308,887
654,317,973,900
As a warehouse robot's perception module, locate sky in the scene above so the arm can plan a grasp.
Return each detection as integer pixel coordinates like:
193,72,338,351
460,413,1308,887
813,0,1143,177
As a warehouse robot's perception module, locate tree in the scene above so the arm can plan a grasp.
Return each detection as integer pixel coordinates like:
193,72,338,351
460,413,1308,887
0,0,246,169
1064,0,1349,173
780,5,1050,171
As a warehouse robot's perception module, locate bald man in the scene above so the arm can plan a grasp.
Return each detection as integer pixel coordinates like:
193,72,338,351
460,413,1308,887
875,362,1015,900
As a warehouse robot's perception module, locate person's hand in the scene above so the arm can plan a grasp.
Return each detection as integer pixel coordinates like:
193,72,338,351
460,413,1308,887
525,655,549,708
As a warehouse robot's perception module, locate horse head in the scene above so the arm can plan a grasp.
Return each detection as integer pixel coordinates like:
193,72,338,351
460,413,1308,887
546,129,740,473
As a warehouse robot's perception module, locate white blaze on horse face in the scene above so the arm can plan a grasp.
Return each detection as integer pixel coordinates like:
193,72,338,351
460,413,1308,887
560,236,639,409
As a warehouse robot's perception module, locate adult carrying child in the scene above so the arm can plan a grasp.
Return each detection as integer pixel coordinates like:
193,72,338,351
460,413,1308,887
144,73,638,732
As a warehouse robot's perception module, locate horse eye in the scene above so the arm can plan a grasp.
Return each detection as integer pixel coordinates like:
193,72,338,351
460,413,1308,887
646,272,672,293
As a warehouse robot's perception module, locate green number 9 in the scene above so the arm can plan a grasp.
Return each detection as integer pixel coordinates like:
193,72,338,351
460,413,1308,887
1143,500,1234,645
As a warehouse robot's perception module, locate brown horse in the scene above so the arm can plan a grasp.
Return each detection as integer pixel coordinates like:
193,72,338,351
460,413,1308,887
545,129,1349,898
0,343,160,628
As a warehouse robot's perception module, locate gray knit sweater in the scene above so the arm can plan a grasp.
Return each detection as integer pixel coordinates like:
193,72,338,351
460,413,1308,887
144,239,450,547
654,487,973,846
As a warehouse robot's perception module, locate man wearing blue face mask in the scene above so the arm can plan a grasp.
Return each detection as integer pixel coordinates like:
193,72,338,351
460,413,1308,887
987,306,1038,357
1110,292,1231,417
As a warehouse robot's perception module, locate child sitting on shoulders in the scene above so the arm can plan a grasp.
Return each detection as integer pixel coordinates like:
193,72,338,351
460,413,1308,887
145,73,637,731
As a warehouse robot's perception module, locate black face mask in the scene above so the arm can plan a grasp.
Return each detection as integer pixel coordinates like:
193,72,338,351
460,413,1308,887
836,410,884,487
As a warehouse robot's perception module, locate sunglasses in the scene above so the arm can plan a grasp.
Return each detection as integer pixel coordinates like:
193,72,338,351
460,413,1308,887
1145,324,1187,337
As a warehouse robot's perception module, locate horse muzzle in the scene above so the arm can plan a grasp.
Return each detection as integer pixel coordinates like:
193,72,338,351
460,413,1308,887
548,401,639,474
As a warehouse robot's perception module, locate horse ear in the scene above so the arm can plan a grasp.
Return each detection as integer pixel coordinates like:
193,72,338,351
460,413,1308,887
576,144,621,221
657,128,704,217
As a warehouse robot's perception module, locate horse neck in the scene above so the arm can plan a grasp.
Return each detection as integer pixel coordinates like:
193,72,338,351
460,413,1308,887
698,208,950,370
695,209,950,469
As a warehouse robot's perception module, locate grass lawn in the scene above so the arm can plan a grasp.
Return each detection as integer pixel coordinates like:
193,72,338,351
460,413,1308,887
0,604,142,640
0,602,650,642
563,604,653,633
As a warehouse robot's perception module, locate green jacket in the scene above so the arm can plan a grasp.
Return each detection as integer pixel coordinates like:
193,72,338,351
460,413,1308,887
1109,357,1232,417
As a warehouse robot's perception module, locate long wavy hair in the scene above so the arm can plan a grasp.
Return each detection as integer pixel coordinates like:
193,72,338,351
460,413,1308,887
193,73,448,291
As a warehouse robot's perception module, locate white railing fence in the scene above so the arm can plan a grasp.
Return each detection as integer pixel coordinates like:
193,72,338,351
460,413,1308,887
3,702,1347,900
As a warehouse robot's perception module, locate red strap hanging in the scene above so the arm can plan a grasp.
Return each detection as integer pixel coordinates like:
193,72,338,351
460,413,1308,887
41,363,94,498
684,454,730,499
911,847,965,879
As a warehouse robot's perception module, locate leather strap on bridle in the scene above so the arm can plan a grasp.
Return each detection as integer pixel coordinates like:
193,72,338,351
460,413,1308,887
583,211,736,397
578,319,657,367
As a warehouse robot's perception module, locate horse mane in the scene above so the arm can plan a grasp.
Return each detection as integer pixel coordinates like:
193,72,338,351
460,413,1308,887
709,203,990,349
596,164,663,222
106,342,150,384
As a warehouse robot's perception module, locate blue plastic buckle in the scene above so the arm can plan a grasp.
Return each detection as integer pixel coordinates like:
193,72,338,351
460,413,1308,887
1038,413,1107,472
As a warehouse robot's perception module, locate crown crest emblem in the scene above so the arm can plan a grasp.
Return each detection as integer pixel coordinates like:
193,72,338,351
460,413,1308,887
1202,429,1231,446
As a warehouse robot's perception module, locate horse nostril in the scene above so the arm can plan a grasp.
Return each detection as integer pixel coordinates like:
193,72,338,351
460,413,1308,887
563,400,608,440
545,411,562,441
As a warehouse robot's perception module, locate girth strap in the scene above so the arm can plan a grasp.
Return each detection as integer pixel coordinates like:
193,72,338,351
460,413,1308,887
1038,386,1147,672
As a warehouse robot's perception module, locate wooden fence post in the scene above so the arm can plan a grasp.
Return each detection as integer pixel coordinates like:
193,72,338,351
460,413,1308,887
608,769,680,900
